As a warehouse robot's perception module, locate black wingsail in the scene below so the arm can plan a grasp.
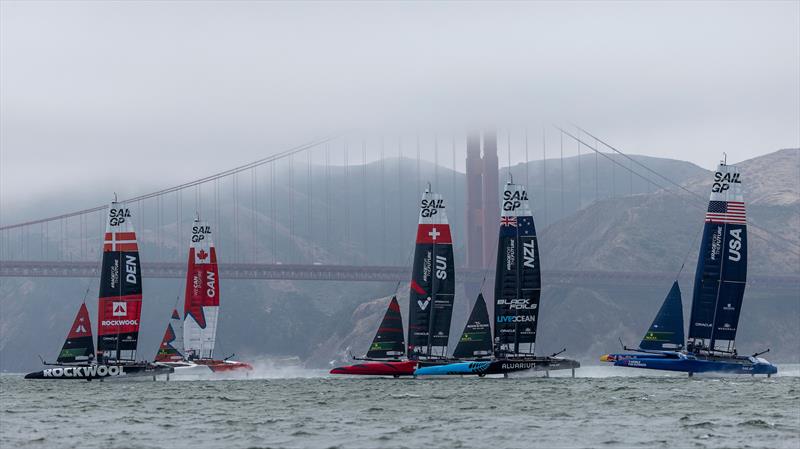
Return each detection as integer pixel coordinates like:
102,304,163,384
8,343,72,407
639,281,685,351
687,163,747,353
493,182,541,355
407,189,455,359
453,293,492,359
57,303,95,364
366,297,406,359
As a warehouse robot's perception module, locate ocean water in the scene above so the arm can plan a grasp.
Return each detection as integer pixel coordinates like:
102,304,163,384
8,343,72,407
2,365,799,449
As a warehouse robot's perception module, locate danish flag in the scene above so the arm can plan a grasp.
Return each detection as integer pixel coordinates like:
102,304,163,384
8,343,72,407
103,232,138,252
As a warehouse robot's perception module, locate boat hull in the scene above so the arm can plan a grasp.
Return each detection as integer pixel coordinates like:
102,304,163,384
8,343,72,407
600,352,673,362
163,359,253,377
24,363,174,380
614,355,777,375
414,357,581,376
330,361,417,377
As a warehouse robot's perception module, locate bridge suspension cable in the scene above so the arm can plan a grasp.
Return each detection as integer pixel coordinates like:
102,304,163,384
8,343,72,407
560,126,800,256
0,136,335,231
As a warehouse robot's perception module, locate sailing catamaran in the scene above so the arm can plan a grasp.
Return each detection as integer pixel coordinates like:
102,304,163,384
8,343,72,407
330,187,456,376
600,281,685,363
154,218,252,375
600,161,777,376
415,181,580,377
329,296,417,376
26,202,173,380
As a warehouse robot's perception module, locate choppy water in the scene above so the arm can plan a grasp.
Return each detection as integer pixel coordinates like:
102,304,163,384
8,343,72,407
2,365,799,449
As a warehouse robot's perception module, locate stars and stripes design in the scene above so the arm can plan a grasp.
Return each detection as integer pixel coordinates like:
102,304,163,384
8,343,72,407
500,216,517,227
705,201,746,225
103,232,138,252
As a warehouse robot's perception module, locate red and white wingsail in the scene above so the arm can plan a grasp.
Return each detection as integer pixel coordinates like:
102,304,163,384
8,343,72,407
182,219,220,360
97,203,143,362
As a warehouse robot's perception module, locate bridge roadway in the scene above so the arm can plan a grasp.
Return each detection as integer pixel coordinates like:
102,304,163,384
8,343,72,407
0,260,797,289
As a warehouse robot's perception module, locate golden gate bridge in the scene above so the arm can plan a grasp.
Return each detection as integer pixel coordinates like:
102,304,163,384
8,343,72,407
1,127,797,290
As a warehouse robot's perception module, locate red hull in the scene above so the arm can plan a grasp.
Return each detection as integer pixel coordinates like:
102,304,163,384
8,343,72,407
330,361,417,376
194,359,253,372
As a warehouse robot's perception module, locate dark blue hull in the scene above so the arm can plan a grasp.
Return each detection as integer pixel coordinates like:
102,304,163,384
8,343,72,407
600,352,672,363
614,354,777,375
414,357,580,376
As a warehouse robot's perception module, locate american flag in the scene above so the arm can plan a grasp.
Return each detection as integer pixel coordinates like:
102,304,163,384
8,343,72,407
705,201,746,225
500,216,517,227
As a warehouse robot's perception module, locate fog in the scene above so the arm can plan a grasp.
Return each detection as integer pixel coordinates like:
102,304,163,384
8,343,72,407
2,1,798,215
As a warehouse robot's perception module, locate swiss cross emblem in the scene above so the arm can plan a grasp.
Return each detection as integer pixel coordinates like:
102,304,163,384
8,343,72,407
428,227,440,241
197,249,208,260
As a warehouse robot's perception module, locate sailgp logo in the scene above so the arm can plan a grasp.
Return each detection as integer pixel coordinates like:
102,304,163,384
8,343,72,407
712,171,741,193
420,198,445,217
112,302,127,316
502,189,528,211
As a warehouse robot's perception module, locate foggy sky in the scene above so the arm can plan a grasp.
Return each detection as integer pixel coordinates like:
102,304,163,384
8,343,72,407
1,1,798,217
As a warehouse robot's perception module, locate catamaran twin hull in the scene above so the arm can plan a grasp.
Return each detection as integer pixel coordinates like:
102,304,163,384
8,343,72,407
413,357,580,377
162,359,253,377
24,363,174,381
610,352,777,376
329,361,418,377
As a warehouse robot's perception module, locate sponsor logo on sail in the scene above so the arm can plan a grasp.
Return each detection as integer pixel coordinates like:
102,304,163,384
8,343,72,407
497,298,537,310
497,315,535,323
102,319,138,326
112,302,127,317
418,297,431,311
710,226,723,261
506,239,515,270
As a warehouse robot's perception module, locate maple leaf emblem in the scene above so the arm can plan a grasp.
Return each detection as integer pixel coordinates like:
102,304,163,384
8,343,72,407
197,249,208,260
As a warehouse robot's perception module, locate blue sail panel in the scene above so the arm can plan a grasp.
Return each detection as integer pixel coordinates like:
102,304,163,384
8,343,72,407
639,281,685,350
688,163,747,350
493,183,541,352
